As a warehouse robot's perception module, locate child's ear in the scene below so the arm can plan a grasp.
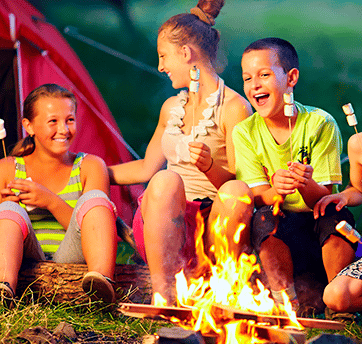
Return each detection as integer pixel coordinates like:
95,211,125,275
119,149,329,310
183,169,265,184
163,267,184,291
22,118,34,136
181,45,193,62
287,68,299,88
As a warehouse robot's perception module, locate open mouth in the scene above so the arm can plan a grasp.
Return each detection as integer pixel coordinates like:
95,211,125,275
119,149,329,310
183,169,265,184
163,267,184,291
53,138,68,143
254,93,269,105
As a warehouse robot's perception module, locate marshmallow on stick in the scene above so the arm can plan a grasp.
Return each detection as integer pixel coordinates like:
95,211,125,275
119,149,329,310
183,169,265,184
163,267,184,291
342,103,362,152
283,92,294,161
0,119,7,158
190,66,200,141
336,220,361,244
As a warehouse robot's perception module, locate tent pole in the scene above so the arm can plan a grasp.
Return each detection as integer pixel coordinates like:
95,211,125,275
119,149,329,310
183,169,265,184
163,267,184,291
10,13,25,138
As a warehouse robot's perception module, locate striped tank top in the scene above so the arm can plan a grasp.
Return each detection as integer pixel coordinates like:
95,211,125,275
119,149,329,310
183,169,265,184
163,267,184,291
14,152,86,255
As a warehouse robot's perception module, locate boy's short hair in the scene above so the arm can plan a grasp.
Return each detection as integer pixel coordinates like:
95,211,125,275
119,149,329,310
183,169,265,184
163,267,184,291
243,37,299,73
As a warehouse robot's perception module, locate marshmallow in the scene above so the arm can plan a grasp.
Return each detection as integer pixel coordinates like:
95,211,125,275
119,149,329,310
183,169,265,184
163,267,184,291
190,66,200,81
283,92,294,104
342,103,358,126
189,80,199,93
284,104,294,117
0,119,6,139
336,221,361,243
342,103,354,115
347,114,358,126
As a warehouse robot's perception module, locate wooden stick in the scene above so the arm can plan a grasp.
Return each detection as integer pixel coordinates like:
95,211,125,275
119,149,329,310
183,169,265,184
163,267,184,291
190,66,200,142
2,139,6,158
284,93,294,162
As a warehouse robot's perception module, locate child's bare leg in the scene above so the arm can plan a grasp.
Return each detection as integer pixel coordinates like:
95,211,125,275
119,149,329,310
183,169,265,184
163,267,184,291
259,236,294,292
323,275,362,312
142,170,186,305
205,180,253,258
0,220,23,292
81,206,117,279
322,235,355,282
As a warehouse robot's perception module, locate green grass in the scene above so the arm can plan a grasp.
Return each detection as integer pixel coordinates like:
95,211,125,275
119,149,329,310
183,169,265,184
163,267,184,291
2,294,362,343
0,290,164,343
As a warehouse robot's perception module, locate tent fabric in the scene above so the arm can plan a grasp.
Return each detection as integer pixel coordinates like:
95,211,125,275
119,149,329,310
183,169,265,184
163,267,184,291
0,0,144,225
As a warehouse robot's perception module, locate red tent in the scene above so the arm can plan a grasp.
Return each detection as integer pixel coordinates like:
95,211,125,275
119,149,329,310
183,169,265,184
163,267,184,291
0,0,143,225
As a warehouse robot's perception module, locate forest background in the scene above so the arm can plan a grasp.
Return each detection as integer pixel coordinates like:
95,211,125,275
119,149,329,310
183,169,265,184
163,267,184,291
28,0,362,229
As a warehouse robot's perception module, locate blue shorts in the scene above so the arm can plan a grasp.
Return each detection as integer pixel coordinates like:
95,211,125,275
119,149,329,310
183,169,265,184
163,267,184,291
251,204,357,277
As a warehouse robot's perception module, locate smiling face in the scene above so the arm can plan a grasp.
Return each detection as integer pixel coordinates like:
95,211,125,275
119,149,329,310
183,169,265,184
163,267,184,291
23,96,76,156
242,48,297,121
157,31,189,89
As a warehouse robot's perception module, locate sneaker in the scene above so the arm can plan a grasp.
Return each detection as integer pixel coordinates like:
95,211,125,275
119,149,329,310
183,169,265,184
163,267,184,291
325,306,355,324
0,282,15,309
82,271,116,304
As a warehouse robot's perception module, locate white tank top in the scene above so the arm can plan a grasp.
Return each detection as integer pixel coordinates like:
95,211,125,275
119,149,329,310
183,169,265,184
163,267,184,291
161,78,229,201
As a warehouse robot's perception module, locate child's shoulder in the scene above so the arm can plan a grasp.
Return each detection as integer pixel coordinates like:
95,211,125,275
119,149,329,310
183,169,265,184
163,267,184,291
81,153,106,169
297,102,334,121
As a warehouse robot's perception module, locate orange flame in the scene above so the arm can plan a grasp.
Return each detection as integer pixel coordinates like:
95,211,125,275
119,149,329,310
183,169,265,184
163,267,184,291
154,193,303,342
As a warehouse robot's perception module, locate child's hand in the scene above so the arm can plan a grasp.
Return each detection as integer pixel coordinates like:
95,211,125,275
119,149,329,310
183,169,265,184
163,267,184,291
189,141,213,173
7,179,54,210
313,193,347,219
0,186,21,203
272,169,297,195
287,162,313,189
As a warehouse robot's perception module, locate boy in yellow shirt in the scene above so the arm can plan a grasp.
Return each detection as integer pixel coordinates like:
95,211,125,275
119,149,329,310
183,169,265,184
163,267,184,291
232,37,356,315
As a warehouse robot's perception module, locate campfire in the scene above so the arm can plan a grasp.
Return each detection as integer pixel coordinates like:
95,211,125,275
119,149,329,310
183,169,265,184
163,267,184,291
119,196,344,343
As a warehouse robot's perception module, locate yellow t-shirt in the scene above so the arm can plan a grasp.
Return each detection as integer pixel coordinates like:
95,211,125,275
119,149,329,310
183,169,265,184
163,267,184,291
232,102,342,212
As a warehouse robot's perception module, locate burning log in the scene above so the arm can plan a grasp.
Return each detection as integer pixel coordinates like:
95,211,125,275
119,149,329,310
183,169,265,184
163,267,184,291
212,304,345,330
17,261,152,304
251,324,305,344
117,302,345,331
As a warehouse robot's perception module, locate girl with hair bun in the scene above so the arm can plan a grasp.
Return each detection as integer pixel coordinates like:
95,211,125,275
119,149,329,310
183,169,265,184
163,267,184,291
109,0,253,304
0,84,118,306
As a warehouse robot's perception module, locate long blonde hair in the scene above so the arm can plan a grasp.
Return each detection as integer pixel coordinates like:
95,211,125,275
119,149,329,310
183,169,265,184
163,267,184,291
11,84,77,157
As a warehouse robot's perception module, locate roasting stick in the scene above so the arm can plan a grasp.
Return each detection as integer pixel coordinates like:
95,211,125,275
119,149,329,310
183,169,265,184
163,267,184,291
342,103,362,152
189,66,200,141
283,92,294,161
0,119,7,158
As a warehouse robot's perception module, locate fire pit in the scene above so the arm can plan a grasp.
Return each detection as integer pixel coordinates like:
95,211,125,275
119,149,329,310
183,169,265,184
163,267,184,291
120,206,346,343
118,302,344,344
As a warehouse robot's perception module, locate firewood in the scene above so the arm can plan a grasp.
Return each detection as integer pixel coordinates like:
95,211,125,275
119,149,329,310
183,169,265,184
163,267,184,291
16,261,152,304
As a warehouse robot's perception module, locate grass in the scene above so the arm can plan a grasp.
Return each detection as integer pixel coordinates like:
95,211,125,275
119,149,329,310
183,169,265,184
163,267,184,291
1,288,362,343
0,289,164,343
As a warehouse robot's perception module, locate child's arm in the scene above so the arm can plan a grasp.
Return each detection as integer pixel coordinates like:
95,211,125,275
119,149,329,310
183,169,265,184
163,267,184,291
314,132,362,217
252,168,296,208
347,132,362,193
189,92,252,189
0,157,19,203
314,185,362,219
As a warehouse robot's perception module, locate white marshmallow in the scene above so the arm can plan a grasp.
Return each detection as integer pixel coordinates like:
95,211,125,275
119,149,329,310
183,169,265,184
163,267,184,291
346,114,358,126
190,66,200,81
0,119,6,139
342,103,354,116
189,80,199,93
336,221,361,243
283,92,294,104
284,104,294,117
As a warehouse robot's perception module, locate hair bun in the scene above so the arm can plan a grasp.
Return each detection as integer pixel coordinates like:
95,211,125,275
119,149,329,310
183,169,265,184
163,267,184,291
190,6,215,26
